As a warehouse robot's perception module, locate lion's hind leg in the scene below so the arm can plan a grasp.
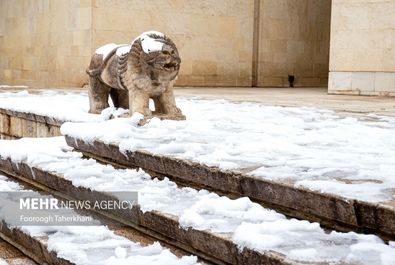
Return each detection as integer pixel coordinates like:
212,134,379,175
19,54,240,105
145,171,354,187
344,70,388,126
87,54,111,114
88,75,111,114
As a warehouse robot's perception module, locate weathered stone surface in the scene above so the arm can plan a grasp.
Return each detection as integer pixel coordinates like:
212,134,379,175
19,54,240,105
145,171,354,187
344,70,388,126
9,117,23,138
0,113,10,135
239,176,358,227
21,119,37,137
36,122,51,137
5,257,37,265
0,109,61,138
0,240,25,259
0,221,72,265
48,124,61,136
354,201,395,237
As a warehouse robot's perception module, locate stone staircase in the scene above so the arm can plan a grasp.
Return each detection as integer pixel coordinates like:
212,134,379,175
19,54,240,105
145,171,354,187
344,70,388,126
0,142,293,265
0,93,394,264
65,136,395,240
0,167,209,265
0,136,394,264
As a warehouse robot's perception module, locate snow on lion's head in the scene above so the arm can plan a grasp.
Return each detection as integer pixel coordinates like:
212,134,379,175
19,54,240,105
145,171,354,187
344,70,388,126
129,31,181,85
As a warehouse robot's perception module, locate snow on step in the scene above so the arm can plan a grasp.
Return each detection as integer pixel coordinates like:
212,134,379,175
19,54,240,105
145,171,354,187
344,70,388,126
0,174,197,265
0,90,127,122
61,97,395,203
0,137,394,264
1,90,395,202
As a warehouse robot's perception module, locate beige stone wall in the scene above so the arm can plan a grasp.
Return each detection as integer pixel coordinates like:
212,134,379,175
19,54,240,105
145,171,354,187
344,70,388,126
257,0,331,87
0,0,332,88
329,0,395,95
91,0,254,87
0,0,92,88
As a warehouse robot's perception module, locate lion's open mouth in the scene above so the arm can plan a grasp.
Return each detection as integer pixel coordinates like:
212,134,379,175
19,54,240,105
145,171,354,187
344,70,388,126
164,62,177,69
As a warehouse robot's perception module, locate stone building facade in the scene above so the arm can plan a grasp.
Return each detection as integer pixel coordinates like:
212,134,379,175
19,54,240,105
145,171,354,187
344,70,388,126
0,0,393,95
328,0,395,96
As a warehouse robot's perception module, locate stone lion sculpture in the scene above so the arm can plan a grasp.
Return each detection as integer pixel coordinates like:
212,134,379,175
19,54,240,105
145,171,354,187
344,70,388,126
86,31,185,124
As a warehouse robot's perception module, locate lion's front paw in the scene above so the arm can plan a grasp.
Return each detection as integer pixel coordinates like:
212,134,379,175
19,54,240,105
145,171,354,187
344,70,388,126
137,117,149,126
172,107,185,120
155,113,186,121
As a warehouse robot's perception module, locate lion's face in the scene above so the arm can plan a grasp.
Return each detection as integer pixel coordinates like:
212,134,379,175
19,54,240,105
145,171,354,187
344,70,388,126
129,32,181,89
145,43,181,74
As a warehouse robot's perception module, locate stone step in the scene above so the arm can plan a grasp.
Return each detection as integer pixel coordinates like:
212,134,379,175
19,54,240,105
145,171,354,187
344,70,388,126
0,158,285,265
0,173,203,265
2,100,394,240
0,138,394,264
0,237,37,265
65,136,395,240
0,219,72,265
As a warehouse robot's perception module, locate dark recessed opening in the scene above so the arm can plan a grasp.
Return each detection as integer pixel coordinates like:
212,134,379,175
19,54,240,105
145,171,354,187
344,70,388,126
288,75,295,87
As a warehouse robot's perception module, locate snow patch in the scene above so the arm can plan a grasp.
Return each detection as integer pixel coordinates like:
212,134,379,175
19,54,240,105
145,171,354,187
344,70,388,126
95,43,119,60
132,31,165,53
116,45,131,56
0,91,123,122
60,97,395,203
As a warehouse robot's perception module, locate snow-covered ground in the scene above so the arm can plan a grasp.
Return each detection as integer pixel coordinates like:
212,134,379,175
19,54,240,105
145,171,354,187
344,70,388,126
1,90,394,203
0,90,127,122
0,174,197,265
61,97,395,203
0,137,394,264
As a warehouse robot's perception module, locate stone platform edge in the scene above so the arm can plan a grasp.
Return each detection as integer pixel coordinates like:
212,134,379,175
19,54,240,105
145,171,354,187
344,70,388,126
0,108,62,138
0,158,293,265
0,220,73,265
65,136,395,240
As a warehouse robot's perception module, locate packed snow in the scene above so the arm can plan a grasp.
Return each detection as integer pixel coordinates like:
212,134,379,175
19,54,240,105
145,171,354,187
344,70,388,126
132,31,165,54
116,45,131,56
1,90,395,202
60,97,395,203
0,174,197,265
0,137,394,264
95,43,119,59
95,43,132,58
95,30,165,60
0,90,127,122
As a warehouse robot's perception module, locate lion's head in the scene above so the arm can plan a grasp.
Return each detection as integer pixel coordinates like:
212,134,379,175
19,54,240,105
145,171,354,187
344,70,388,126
129,31,181,84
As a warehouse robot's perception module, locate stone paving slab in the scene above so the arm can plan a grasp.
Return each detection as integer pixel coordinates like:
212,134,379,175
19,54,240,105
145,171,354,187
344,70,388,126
0,158,293,265
65,136,395,240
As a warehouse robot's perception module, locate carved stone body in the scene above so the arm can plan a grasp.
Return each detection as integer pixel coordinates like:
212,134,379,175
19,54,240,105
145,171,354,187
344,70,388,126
87,31,185,123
